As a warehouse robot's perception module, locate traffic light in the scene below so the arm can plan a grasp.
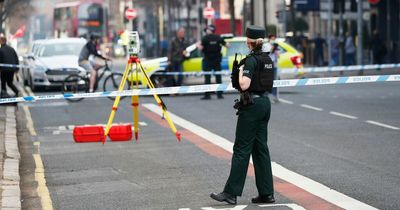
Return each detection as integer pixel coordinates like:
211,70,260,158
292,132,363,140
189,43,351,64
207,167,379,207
333,0,345,13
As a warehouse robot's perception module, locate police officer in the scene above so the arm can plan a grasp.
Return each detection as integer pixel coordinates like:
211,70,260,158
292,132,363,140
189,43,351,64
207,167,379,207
197,25,227,99
210,25,275,205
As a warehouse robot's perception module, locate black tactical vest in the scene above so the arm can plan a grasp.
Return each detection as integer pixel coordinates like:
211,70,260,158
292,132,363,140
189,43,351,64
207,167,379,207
247,52,274,93
203,34,223,60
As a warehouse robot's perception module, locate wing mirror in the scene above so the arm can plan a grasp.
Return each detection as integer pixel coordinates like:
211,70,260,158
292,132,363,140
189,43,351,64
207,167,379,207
25,53,35,60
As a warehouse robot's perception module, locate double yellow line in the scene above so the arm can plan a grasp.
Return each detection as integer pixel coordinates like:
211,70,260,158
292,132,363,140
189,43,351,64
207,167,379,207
20,86,54,210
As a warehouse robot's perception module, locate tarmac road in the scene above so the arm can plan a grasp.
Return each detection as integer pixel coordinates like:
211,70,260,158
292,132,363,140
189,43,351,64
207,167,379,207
16,78,400,209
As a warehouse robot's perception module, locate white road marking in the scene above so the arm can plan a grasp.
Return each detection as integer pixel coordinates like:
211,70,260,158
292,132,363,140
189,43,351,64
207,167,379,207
201,205,247,210
67,125,75,130
181,204,305,210
366,120,400,130
52,130,61,135
279,98,294,104
25,101,69,107
58,126,66,131
143,103,378,210
139,121,148,126
259,203,307,210
300,104,323,111
329,111,358,120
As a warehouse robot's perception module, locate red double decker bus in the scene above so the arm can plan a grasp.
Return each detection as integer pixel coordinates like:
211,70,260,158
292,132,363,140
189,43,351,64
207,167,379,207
53,0,108,38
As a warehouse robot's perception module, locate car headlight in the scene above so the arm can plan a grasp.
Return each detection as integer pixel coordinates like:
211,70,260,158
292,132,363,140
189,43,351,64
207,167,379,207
32,66,47,78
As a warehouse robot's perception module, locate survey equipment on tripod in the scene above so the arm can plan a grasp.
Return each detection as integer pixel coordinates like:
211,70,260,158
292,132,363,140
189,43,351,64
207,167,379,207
104,30,181,144
127,31,140,56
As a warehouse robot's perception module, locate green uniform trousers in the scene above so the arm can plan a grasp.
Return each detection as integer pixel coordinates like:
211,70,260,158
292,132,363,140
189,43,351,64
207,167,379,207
224,96,274,196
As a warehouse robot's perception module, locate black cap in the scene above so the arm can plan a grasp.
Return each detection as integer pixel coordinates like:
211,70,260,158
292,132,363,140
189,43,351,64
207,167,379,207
205,25,216,32
246,25,265,39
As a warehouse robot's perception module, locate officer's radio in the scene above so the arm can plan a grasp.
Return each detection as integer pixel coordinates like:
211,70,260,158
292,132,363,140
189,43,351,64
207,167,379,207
127,31,140,56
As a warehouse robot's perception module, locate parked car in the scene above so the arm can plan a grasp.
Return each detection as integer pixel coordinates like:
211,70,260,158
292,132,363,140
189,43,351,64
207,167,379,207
140,36,304,87
20,38,87,91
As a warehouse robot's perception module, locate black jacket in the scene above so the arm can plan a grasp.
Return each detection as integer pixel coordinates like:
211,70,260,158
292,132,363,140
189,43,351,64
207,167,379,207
0,44,19,72
168,37,189,63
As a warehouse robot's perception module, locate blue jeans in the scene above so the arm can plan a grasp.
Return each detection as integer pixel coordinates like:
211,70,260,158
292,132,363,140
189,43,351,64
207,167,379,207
345,53,355,66
172,61,183,86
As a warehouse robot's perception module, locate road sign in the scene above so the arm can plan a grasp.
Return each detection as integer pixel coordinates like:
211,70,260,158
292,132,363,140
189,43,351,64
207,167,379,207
368,0,380,4
125,8,137,20
203,7,215,19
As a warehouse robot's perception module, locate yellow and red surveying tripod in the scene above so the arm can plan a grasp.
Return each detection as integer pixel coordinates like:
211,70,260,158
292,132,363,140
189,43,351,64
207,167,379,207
103,31,180,144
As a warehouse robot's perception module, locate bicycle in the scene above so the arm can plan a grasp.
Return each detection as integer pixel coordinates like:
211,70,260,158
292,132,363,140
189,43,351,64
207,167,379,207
61,60,130,102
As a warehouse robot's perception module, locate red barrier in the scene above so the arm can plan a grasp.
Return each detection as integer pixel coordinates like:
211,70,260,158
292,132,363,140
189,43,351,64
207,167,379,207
73,125,105,143
108,124,132,141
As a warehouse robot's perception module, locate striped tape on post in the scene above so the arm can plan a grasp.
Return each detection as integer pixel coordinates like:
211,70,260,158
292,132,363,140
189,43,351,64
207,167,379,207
1,74,399,104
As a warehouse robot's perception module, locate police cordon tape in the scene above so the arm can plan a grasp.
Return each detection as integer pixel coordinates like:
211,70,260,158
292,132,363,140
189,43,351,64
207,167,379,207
2,62,400,75
282,63,400,74
0,63,30,69
149,63,400,76
1,74,399,104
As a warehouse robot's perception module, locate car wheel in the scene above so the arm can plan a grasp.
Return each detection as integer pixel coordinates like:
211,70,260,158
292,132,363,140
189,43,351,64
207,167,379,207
23,73,28,86
150,72,170,88
29,73,36,92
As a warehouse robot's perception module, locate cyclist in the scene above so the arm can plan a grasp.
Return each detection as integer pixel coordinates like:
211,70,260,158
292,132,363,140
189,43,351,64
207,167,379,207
78,33,110,93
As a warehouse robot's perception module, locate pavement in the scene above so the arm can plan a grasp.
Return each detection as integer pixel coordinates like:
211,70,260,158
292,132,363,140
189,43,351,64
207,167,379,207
0,104,21,210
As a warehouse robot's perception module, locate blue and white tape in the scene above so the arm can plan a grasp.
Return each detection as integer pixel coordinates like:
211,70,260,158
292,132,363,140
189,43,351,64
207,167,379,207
3,62,399,75
1,74,399,104
281,63,400,74
0,63,30,68
151,71,231,76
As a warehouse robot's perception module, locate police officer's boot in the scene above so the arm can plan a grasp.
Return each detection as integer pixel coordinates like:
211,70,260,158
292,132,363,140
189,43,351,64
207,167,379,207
1,90,10,98
201,92,211,100
210,192,237,204
217,91,224,99
251,194,275,204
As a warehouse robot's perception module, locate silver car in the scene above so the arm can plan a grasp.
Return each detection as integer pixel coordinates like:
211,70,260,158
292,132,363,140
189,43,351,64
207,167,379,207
21,38,87,91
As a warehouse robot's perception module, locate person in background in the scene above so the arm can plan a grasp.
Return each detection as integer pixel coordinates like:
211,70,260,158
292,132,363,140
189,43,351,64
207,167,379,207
0,35,19,98
370,30,386,64
168,28,189,86
330,35,340,66
313,33,326,66
264,34,280,102
119,30,129,58
345,33,356,66
197,25,228,100
78,33,110,93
